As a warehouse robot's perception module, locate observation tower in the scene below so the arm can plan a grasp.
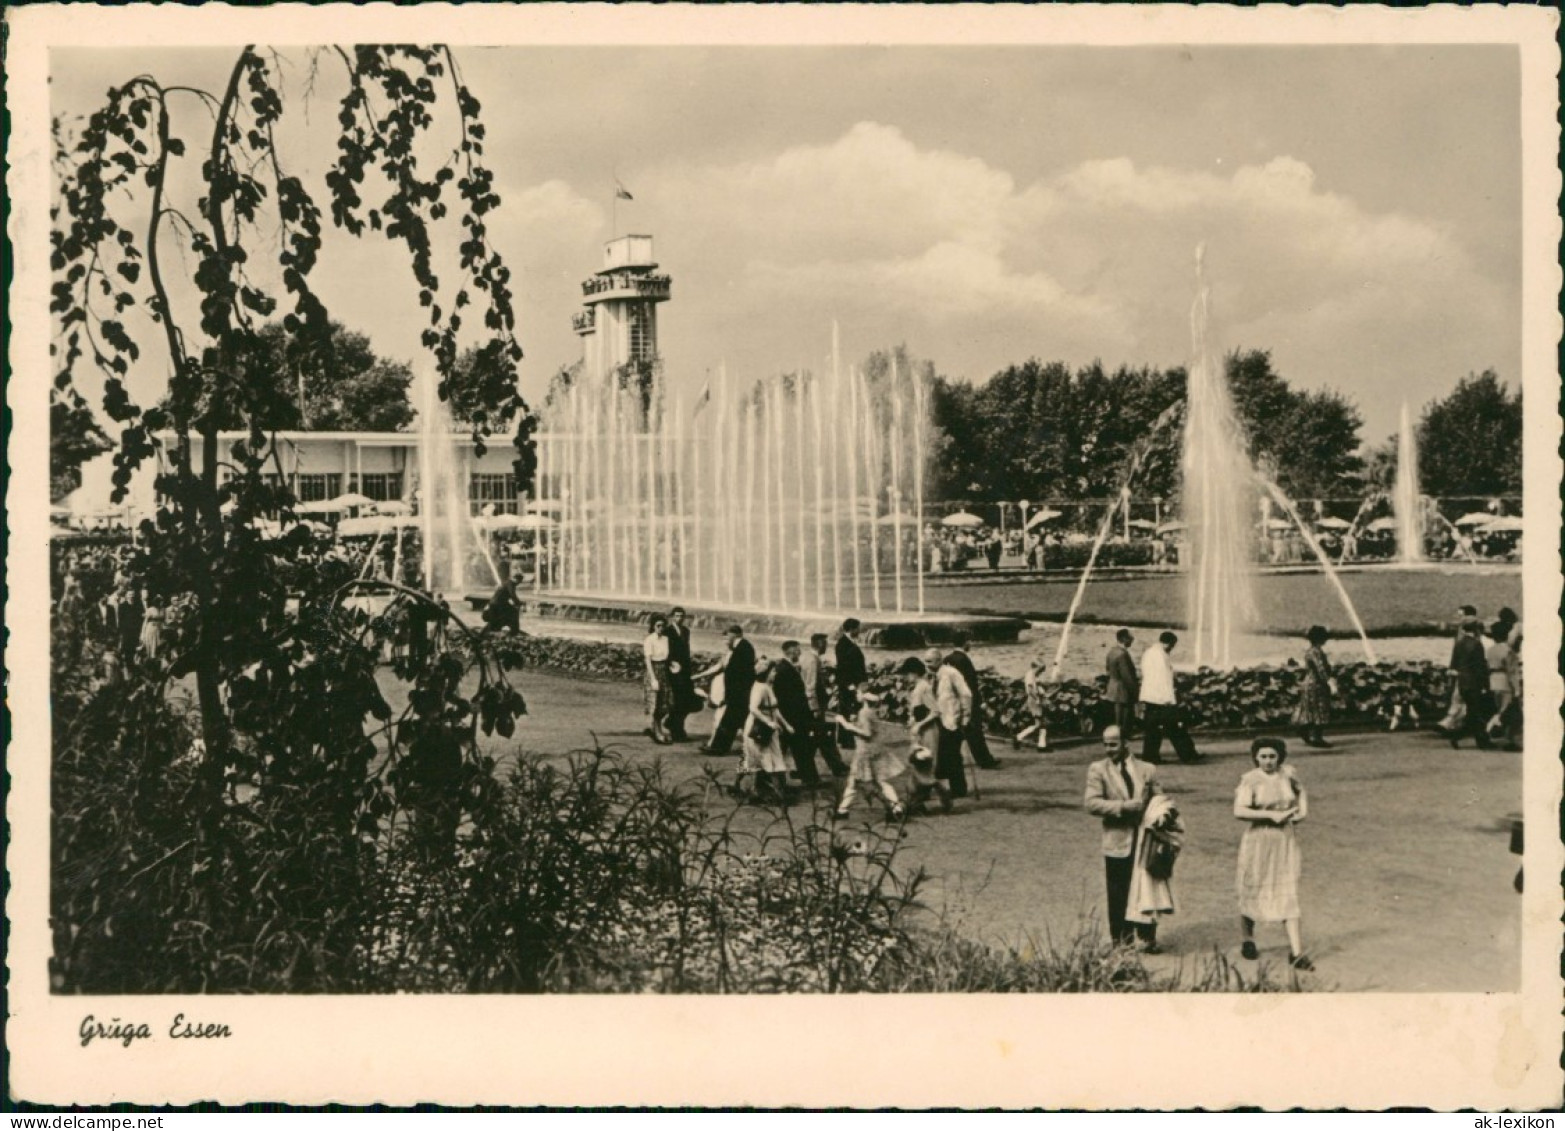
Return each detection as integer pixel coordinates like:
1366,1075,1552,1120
571,234,672,382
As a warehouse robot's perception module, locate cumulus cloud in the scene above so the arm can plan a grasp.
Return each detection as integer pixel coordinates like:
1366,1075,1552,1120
627,121,1512,437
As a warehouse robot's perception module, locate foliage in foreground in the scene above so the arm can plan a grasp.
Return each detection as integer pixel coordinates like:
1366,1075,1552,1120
54,668,1296,995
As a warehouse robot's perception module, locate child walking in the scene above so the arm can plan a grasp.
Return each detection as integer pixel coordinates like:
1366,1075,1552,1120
833,690,905,821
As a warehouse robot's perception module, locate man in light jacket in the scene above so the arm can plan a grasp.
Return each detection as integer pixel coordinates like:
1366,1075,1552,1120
1138,631,1200,764
1084,724,1161,951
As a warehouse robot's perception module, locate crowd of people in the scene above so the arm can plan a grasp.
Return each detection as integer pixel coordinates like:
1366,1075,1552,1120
625,614,1005,818
1436,603,1523,751
54,544,174,680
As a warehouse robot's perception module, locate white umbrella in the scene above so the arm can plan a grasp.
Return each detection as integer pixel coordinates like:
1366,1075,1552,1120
328,492,375,510
1366,517,1398,533
941,511,985,528
1156,520,1186,534
295,499,340,515
1127,519,1158,530
338,514,418,537
1479,515,1524,533
1315,516,1352,530
1454,512,1493,527
480,512,559,530
1025,508,1063,530
374,499,412,515
527,499,567,514
1262,518,1292,531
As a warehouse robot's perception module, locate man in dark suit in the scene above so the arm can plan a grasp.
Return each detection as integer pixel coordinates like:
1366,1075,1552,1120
804,632,849,777
945,635,1002,770
116,586,144,663
774,640,825,788
1104,628,1140,737
698,625,755,756
664,606,695,741
834,618,867,700
1448,619,1494,750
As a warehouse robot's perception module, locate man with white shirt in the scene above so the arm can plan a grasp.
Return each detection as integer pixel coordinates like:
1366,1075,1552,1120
927,647,972,801
1138,631,1201,764
800,632,848,778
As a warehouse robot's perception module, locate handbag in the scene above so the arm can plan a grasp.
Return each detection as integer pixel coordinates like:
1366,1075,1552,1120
1144,829,1179,880
750,719,775,745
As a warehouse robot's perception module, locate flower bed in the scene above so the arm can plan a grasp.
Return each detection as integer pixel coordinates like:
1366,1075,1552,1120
865,658,1454,738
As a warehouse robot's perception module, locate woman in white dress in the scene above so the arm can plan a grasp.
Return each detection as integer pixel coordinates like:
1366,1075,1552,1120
738,660,790,803
1235,737,1312,970
138,592,164,663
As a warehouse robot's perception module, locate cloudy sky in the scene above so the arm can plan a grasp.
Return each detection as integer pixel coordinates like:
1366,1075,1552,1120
53,44,1520,442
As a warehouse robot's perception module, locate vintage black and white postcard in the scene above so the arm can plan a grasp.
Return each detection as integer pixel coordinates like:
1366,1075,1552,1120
6,2,1562,1109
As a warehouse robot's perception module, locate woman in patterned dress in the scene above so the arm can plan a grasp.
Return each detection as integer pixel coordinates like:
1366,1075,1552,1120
1235,737,1312,970
1293,625,1337,748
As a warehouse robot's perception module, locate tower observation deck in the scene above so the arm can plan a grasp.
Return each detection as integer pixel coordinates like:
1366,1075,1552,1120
573,234,672,381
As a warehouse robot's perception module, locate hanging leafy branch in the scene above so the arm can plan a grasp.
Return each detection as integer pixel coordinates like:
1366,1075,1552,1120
51,47,533,978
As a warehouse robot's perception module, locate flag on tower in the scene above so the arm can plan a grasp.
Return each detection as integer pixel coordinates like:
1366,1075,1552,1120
615,181,634,201
692,379,712,416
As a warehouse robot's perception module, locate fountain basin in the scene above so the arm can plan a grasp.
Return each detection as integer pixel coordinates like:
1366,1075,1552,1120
465,590,1027,647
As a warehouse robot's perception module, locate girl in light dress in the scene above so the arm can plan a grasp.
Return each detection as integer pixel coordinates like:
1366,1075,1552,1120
833,690,905,821
1235,737,1312,970
736,659,790,804
1014,654,1049,750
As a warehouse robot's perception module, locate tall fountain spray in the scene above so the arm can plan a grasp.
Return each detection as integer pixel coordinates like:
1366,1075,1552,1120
1394,399,1424,564
415,368,500,595
1183,247,1259,668
536,339,929,615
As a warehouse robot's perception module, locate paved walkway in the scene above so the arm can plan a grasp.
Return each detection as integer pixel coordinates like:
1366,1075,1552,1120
474,665,1521,992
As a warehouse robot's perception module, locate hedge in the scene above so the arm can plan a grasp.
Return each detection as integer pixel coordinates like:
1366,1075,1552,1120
487,632,1454,737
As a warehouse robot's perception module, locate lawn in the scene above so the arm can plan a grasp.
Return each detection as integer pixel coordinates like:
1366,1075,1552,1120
892,566,1522,636
391,663,1522,993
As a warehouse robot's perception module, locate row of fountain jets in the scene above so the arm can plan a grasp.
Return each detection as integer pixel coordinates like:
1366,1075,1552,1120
411,250,1416,669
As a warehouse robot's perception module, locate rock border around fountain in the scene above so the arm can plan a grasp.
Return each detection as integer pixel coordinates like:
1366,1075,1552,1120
466,591,1027,647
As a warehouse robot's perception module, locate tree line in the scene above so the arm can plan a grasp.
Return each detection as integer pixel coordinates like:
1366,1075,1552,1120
51,320,1521,510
